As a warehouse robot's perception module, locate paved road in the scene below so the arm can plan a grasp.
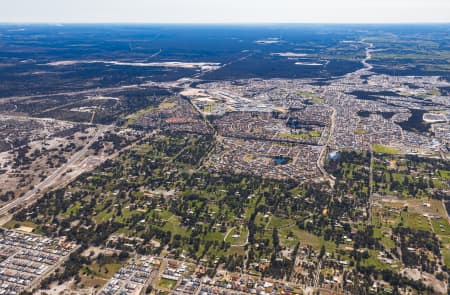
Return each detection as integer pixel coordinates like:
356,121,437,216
368,148,374,223
0,83,150,104
316,40,374,189
0,125,111,216
316,107,336,188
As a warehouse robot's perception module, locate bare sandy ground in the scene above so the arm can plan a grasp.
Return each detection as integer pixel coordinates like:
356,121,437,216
46,60,221,71
0,127,98,206
401,268,447,294
271,52,308,57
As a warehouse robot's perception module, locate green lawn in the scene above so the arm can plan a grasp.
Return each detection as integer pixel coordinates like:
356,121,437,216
84,262,123,279
125,105,156,126
154,210,174,221
279,133,309,140
280,227,337,252
309,130,321,137
360,250,392,271
442,248,450,268
353,129,367,135
114,208,136,223
204,231,224,242
279,130,321,140
3,220,38,230
162,216,190,237
431,218,450,236
225,227,248,245
65,201,81,217
429,199,448,217
266,216,294,229
158,278,177,290
311,97,324,104
402,212,432,232
93,209,114,224
373,144,399,155
373,227,396,250
438,170,450,180
227,245,246,256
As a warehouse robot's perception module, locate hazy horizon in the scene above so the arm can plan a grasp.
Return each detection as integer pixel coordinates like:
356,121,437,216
1,0,449,24
1,22,450,25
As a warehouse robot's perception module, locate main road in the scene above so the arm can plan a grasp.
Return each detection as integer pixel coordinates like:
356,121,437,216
316,106,336,188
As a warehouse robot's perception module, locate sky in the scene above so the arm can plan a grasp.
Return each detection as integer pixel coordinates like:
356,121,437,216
1,0,449,24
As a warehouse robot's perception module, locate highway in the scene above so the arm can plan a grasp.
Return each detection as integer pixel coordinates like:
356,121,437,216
316,39,374,188
0,125,111,216
316,106,336,188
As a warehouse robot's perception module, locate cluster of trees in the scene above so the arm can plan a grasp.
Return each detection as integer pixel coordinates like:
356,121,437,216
373,154,450,198
0,191,14,202
394,226,441,273
11,132,449,292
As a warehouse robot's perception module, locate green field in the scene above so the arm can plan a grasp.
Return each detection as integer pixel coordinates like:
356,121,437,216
225,227,248,246
373,144,399,155
83,262,123,279
158,277,177,290
432,218,450,235
438,170,450,180
3,220,38,230
401,212,432,232
353,129,367,135
442,248,450,268
279,130,321,140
